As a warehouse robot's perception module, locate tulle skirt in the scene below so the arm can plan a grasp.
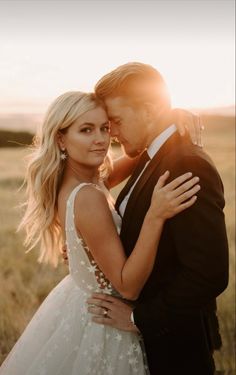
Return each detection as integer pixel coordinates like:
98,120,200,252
0,275,148,375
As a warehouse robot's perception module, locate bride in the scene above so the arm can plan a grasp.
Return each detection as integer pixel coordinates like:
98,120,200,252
0,91,200,375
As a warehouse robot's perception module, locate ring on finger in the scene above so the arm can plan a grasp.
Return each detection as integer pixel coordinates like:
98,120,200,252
103,307,108,317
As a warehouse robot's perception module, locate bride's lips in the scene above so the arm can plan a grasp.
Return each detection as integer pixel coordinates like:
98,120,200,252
90,149,107,154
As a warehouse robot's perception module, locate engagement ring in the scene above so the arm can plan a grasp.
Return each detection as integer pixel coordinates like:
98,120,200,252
103,308,108,317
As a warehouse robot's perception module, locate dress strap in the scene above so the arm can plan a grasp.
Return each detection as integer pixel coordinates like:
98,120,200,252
66,182,96,207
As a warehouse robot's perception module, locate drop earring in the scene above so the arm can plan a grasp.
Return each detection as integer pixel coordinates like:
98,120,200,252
60,148,67,161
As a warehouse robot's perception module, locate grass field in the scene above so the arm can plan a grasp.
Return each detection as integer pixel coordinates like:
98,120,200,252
0,119,235,372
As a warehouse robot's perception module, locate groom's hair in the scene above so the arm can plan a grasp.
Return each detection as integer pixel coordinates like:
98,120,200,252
95,62,171,110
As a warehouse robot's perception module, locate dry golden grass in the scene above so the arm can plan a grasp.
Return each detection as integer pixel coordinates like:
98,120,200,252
202,121,235,372
0,119,235,372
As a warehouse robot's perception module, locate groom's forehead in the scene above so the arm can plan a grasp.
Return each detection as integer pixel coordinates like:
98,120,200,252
104,96,128,115
105,95,141,110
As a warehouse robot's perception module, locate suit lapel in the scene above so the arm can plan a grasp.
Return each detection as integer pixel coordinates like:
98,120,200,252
120,132,188,236
115,150,149,213
120,150,163,235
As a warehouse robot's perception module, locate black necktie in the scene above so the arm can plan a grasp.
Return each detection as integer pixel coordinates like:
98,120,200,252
115,150,150,212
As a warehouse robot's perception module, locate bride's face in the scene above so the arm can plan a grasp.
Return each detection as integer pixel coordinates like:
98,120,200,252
60,106,111,169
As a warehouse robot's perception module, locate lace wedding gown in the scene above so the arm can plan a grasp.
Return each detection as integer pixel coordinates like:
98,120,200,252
0,183,148,375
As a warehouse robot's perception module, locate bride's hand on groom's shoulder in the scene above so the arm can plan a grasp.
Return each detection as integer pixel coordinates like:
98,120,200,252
150,171,200,220
173,107,204,147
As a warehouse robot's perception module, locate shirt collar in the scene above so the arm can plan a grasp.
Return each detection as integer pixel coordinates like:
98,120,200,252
147,124,177,159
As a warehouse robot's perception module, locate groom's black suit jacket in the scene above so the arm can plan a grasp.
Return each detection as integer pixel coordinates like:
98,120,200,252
116,131,229,375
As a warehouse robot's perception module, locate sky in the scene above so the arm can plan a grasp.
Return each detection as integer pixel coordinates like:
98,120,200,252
0,0,235,113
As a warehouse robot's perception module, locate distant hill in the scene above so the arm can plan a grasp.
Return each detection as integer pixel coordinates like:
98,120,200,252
0,113,43,133
0,106,234,132
0,130,34,148
201,114,235,131
0,106,234,148
198,105,235,117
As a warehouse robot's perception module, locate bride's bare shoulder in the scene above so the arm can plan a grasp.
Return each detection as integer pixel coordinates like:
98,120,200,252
74,184,107,210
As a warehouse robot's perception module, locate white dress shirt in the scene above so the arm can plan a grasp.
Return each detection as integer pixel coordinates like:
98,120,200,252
124,124,177,326
119,124,177,217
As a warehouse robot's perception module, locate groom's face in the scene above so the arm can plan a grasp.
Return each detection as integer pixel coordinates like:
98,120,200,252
104,96,149,157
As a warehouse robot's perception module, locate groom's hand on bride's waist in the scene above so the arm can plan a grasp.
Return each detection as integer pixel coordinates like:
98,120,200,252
87,293,139,333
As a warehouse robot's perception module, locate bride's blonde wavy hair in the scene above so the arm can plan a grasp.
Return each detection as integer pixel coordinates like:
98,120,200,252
19,91,112,267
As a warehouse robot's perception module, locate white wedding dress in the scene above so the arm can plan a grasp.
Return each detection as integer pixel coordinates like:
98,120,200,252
0,183,148,375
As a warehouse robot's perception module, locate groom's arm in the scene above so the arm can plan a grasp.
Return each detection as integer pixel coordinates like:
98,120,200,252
133,154,229,337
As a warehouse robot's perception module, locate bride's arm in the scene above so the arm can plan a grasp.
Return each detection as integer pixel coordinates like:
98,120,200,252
75,172,200,300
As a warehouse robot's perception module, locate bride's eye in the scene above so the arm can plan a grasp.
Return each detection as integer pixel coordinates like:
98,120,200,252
80,127,92,133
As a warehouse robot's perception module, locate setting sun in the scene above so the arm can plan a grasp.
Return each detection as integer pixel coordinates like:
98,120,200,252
0,0,234,114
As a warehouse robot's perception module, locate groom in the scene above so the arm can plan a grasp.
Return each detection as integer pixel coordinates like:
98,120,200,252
88,62,229,375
